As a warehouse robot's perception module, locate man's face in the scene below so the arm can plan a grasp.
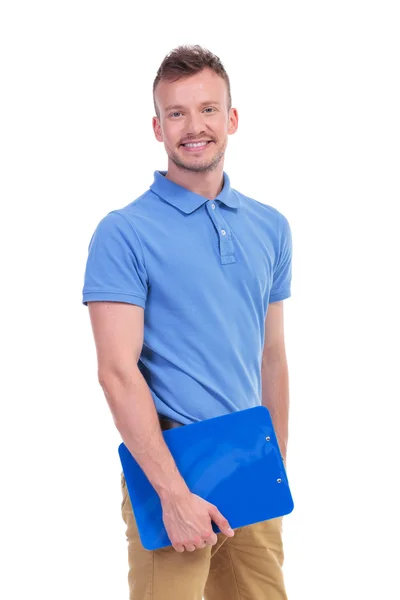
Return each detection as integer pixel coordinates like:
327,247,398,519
153,68,238,173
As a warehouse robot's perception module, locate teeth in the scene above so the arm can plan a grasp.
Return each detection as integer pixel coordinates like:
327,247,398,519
184,141,209,147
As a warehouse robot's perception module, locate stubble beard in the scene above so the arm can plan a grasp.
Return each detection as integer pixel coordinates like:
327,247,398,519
168,139,227,174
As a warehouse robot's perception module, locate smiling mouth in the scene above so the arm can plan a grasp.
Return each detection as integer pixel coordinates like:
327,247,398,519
180,141,213,150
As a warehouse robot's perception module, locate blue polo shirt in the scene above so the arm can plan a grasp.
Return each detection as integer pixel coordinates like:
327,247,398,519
82,170,292,425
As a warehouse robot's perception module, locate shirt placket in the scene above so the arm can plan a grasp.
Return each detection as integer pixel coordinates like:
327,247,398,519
206,200,237,265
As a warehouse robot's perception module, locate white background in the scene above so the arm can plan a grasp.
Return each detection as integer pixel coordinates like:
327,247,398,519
1,1,399,599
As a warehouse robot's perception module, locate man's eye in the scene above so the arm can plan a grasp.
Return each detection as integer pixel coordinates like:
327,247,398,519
169,108,215,117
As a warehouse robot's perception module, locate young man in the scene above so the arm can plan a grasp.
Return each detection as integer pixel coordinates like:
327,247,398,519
82,45,292,600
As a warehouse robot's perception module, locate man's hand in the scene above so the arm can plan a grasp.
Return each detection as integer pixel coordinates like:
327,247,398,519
161,490,235,552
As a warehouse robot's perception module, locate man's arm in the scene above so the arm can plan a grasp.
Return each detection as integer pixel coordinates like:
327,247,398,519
88,300,190,502
261,300,290,466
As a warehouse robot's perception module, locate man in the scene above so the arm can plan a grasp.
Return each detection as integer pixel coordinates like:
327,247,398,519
82,44,292,600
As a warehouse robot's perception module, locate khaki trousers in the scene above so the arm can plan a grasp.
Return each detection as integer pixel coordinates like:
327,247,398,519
121,472,288,599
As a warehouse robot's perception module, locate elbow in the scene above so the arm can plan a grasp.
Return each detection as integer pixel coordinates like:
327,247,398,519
98,364,139,392
261,352,288,372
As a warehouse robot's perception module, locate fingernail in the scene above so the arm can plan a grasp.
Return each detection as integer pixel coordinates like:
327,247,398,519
227,527,234,534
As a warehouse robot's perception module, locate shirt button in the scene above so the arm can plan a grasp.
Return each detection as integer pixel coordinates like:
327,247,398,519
211,203,216,209
221,229,226,235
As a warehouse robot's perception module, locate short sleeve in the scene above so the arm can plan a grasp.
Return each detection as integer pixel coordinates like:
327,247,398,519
269,212,292,303
82,210,148,308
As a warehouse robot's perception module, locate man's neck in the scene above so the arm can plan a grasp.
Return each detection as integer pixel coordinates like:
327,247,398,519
165,163,224,200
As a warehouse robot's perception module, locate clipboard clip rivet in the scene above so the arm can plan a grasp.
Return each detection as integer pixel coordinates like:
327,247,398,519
265,436,270,441
277,478,282,483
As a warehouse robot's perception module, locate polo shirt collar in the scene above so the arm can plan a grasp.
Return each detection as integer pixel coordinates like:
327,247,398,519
150,170,239,214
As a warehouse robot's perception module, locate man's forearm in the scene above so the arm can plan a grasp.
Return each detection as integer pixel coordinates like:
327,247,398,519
99,368,189,502
261,359,290,464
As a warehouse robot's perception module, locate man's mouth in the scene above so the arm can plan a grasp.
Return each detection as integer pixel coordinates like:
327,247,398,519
180,140,213,152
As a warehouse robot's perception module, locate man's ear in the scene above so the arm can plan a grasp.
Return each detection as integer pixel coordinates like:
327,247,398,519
227,107,239,135
152,116,163,142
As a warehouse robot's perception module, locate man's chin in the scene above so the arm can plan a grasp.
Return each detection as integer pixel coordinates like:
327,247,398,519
170,150,224,173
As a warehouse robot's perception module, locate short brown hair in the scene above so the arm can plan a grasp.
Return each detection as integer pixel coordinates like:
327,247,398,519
153,44,232,117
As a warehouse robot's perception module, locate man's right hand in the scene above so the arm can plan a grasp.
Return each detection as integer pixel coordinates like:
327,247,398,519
161,491,235,552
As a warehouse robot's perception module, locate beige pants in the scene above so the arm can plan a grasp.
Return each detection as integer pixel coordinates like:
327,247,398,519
120,472,288,599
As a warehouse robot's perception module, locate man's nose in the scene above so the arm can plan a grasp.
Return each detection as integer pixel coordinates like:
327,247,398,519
185,112,207,135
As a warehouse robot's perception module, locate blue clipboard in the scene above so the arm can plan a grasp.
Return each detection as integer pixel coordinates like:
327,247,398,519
118,405,294,550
